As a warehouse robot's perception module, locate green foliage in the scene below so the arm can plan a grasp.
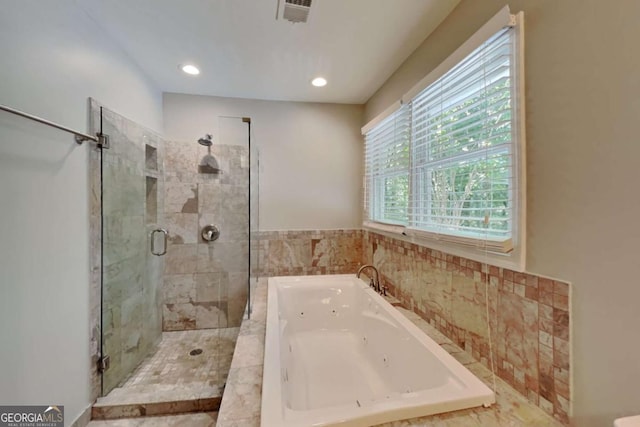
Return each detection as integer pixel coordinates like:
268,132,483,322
374,75,513,237
423,77,512,236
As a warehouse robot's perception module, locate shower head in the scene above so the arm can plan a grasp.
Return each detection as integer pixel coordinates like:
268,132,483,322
198,134,213,147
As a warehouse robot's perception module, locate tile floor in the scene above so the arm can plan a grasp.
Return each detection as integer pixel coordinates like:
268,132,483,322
92,328,239,420
87,412,217,426
122,328,238,389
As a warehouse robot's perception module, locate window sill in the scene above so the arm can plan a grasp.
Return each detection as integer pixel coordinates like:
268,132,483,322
362,221,525,272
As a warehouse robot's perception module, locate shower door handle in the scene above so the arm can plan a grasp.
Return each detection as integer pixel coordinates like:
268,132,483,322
151,228,168,256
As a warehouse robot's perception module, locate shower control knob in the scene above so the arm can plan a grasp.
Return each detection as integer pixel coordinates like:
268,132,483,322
201,225,220,242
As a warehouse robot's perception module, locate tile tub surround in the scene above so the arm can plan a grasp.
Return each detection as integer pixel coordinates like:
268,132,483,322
363,230,571,425
263,275,496,426
162,140,250,331
218,278,562,427
257,229,363,277
217,279,267,427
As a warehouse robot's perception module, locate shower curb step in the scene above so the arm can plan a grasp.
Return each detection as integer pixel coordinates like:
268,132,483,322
91,396,221,420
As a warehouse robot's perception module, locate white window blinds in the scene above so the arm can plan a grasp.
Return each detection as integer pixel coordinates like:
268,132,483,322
363,18,521,255
408,28,515,252
364,105,410,225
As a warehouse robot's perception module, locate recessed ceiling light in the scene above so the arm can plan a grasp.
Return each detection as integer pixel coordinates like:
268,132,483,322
311,77,327,87
181,64,200,75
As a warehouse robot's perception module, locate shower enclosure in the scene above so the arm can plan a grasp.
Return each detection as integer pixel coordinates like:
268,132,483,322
91,102,258,411
94,102,165,394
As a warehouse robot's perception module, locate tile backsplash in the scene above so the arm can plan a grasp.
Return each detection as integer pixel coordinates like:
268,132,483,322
260,228,571,424
257,229,363,277
362,230,571,424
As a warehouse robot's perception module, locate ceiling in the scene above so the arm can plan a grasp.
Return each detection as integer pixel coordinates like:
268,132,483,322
77,0,460,104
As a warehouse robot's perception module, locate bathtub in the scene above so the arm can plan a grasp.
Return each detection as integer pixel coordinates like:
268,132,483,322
261,274,495,427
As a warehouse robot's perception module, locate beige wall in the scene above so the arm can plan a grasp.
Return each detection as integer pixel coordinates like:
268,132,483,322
0,2,162,425
164,93,364,231
366,1,640,425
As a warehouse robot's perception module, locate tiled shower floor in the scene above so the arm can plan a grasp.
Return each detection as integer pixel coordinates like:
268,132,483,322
123,328,239,389
93,328,239,417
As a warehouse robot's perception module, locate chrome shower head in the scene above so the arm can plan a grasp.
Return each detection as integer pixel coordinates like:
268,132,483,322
198,134,213,147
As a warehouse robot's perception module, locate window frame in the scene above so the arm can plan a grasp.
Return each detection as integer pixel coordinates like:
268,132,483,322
363,103,411,226
362,7,526,271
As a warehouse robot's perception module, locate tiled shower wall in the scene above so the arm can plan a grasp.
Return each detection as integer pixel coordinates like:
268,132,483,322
260,228,571,424
162,140,249,331
362,230,571,424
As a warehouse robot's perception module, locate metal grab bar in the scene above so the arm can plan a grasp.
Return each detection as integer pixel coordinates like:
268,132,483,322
0,103,98,144
150,228,168,256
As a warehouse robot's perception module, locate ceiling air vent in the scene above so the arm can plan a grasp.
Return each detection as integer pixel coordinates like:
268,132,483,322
280,0,312,24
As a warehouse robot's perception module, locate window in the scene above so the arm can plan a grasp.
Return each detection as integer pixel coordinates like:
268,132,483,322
363,8,524,261
410,28,515,250
363,105,410,225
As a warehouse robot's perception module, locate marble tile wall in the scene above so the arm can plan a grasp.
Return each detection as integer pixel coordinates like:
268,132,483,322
362,230,571,424
257,229,363,277
257,228,570,423
162,139,250,331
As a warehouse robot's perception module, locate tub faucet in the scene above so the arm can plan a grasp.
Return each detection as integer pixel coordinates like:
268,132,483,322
357,264,382,294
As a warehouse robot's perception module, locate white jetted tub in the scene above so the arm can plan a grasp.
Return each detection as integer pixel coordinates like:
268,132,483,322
261,274,495,427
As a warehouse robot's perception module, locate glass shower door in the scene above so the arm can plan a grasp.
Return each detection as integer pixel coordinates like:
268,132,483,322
248,120,259,318
97,104,165,395
213,116,250,328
